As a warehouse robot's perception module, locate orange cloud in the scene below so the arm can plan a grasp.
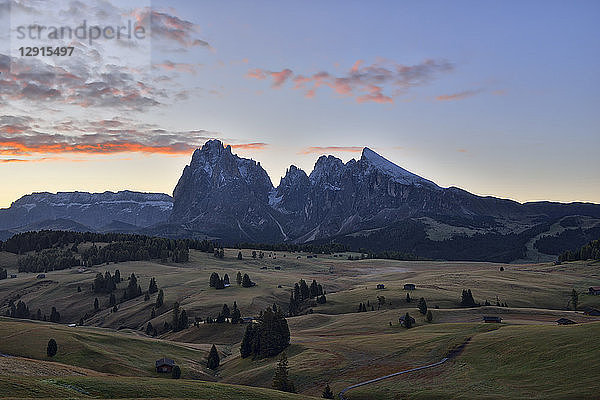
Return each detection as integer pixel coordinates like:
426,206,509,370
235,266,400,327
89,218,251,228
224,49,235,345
300,146,363,154
229,143,268,150
435,89,482,102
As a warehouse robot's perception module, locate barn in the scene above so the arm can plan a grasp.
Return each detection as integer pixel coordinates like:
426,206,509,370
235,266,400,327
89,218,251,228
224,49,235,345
155,357,175,373
588,286,600,295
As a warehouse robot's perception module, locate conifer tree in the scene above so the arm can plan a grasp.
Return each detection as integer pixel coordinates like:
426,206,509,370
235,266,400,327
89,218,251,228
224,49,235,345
172,302,181,332
156,289,164,308
322,383,334,399
231,301,241,324
46,339,57,357
571,289,579,310
406,293,411,303
148,277,158,294
417,297,428,315
272,352,295,393
221,303,231,319
236,271,242,285
237,251,243,260
426,310,433,323
242,273,253,287
223,274,230,285
207,344,220,370
94,297,99,310
404,312,413,329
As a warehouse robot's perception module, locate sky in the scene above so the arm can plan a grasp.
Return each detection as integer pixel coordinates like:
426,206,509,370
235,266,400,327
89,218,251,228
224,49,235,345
0,0,599,208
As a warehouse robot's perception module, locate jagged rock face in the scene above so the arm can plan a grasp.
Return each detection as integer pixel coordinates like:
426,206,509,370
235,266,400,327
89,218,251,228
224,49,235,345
170,144,544,242
0,191,172,231
171,140,281,242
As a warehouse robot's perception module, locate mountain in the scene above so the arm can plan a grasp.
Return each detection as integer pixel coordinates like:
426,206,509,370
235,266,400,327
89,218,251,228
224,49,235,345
2,140,599,262
0,191,172,232
170,140,600,261
170,140,283,242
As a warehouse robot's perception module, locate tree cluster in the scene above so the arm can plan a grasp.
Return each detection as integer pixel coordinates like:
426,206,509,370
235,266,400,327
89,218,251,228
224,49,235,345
559,239,600,262
460,289,479,307
240,305,290,359
18,248,79,273
288,279,325,316
171,301,189,332
92,270,121,293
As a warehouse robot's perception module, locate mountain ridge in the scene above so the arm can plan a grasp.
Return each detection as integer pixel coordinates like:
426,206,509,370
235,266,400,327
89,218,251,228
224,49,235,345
1,139,599,262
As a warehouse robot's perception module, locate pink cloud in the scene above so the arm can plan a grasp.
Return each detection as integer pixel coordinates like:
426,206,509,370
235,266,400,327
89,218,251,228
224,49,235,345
246,59,452,104
435,89,482,102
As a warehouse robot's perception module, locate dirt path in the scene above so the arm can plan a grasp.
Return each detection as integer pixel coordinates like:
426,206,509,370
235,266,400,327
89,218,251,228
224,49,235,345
338,338,470,400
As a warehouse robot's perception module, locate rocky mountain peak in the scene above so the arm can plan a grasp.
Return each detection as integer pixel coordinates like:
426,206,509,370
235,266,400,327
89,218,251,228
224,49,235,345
360,147,439,188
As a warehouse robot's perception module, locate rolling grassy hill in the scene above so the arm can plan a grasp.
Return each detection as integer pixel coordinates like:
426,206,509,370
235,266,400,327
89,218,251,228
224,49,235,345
347,322,600,400
0,318,211,379
1,248,600,399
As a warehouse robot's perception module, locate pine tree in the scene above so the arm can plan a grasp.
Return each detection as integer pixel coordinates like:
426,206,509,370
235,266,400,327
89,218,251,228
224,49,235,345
237,251,243,260
179,309,188,330
215,278,225,290
144,292,150,301
406,293,411,303
242,273,253,288
145,322,154,335
148,277,158,294
236,271,242,285
171,365,181,379
207,344,220,370
272,352,295,393
426,310,433,323
240,323,255,358
404,312,413,329
221,304,231,318
209,272,220,287
151,307,156,319
417,297,428,315
223,274,230,285
172,302,181,332
156,289,164,308
571,289,579,310
94,297,99,310
322,383,334,399
50,307,60,322
109,293,116,306
231,301,241,324
46,339,57,357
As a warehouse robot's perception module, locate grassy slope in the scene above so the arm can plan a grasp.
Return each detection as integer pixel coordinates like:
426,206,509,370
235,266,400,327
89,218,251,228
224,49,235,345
0,318,211,379
0,375,317,399
348,322,600,400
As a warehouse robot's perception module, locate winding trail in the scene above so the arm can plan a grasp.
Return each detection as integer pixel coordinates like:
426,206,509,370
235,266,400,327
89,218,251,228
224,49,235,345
338,337,471,400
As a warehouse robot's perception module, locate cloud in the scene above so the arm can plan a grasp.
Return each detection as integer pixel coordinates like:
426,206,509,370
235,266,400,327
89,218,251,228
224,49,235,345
247,59,453,103
0,115,268,160
153,61,200,74
435,89,483,102
132,8,211,48
229,143,268,150
300,146,363,154
0,116,217,156
1,54,164,110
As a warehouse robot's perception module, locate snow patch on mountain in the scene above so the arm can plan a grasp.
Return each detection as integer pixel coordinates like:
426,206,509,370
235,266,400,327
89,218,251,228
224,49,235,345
361,147,440,188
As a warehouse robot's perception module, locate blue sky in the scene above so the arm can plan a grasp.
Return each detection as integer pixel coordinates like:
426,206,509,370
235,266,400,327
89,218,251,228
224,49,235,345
0,0,599,207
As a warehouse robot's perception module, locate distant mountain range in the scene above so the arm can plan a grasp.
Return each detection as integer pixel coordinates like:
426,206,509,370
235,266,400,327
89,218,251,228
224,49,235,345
2,139,600,262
